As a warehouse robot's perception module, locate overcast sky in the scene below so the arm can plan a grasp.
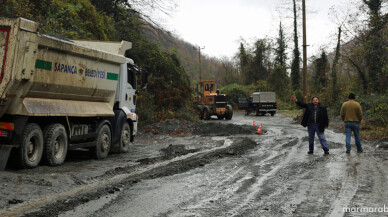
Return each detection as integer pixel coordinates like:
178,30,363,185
164,0,358,59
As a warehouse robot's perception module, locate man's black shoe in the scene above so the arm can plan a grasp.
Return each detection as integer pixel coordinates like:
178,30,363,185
346,150,350,154
324,151,329,155
307,151,313,154
357,149,363,153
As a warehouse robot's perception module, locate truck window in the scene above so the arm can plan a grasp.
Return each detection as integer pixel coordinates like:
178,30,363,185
205,84,209,91
210,84,215,91
127,64,136,89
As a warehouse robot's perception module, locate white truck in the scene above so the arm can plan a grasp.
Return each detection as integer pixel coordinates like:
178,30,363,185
238,92,277,116
0,17,139,170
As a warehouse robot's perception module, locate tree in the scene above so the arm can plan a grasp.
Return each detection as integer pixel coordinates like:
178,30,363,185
220,57,238,86
291,0,301,91
314,51,330,93
267,65,290,100
251,39,271,82
362,0,387,93
330,27,341,101
274,22,287,68
237,42,252,85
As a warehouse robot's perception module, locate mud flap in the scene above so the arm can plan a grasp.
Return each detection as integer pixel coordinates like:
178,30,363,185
0,145,13,171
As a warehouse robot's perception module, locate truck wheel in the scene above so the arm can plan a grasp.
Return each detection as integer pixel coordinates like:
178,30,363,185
198,106,204,120
43,124,68,166
203,106,211,120
245,110,251,115
225,105,233,120
119,122,130,153
93,124,111,159
17,123,44,169
271,112,275,116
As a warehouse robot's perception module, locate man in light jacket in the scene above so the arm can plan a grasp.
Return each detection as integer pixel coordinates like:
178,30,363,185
340,93,363,153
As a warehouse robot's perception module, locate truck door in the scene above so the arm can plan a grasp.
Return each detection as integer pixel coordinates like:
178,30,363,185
117,59,137,114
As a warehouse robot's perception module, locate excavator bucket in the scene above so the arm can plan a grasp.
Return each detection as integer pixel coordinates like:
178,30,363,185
0,145,12,171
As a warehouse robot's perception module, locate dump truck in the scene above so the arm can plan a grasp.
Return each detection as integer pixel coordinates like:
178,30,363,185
195,80,233,120
238,92,277,116
0,17,139,170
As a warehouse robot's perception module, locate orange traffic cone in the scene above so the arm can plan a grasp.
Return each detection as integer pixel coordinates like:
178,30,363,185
256,123,262,134
253,120,256,126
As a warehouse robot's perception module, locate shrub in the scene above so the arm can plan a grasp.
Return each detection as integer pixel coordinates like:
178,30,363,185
220,83,247,108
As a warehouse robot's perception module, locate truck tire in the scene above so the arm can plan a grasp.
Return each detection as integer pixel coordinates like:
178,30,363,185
119,122,130,153
225,105,233,120
197,105,204,120
271,112,275,116
43,124,68,166
17,123,44,169
92,124,111,159
203,106,211,120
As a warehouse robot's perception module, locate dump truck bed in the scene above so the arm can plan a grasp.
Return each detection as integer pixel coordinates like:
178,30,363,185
0,18,126,117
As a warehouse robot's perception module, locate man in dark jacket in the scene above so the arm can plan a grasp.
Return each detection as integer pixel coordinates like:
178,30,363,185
291,96,329,155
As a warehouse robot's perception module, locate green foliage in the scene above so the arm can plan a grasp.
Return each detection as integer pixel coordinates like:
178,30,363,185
220,83,247,108
251,39,271,81
277,99,295,110
128,40,194,124
245,80,269,94
362,0,387,93
313,50,330,93
267,65,290,101
238,39,271,85
359,94,388,126
1,0,116,40
275,22,287,68
327,93,388,127
294,89,304,102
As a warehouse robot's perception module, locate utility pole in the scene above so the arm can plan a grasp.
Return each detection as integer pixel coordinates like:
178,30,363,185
197,46,205,82
302,0,308,102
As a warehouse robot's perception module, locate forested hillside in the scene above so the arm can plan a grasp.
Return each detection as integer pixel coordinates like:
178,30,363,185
1,0,387,137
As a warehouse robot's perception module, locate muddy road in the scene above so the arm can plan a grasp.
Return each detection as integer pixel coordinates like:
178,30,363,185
0,113,387,217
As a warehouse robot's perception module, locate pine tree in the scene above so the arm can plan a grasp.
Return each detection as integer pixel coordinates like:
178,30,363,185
291,0,301,91
267,65,290,100
275,22,287,68
362,0,387,93
238,43,251,85
314,51,330,93
251,39,270,81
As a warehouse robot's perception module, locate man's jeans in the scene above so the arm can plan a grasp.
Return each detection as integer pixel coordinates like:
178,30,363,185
308,123,329,152
345,122,362,151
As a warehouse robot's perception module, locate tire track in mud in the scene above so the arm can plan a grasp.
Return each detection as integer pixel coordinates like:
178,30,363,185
327,160,359,216
161,127,308,217
1,137,258,217
225,136,304,216
327,153,388,217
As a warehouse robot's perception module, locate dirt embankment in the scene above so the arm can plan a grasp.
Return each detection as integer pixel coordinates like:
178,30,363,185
140,119,258,136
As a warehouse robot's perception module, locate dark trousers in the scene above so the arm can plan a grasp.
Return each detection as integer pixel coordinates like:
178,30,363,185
308,123,329,152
